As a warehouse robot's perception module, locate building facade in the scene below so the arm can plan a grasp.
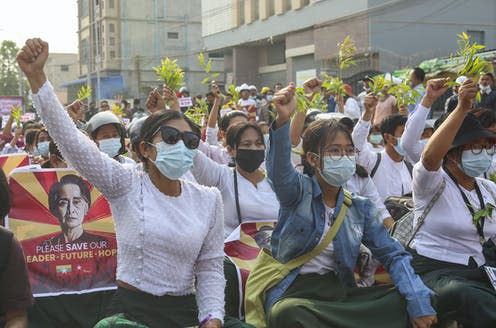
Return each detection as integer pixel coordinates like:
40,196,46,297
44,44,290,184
73,0,210,104
202,0,496,88
45,53,79,104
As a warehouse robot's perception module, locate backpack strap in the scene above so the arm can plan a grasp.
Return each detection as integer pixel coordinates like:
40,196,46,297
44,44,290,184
406,179,446,247
370,153,382,178
233,169,242,225
404,160,413,178
0,227,14,274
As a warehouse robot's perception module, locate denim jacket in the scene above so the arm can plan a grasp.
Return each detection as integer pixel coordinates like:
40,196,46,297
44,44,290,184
264,122,435,318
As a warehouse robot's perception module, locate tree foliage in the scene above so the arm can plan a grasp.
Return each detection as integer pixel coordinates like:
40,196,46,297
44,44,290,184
0,40,20,96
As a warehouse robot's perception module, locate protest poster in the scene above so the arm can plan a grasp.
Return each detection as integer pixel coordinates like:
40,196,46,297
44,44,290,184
6,168,117,297
0,153,29,176
0,96,23,116
179,97,193,108
224,221,276,317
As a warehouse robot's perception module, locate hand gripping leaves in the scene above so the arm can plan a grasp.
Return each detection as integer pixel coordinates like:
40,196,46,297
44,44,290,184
153,57,185,92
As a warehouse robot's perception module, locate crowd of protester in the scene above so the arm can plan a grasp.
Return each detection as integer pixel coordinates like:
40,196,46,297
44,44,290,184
1,38,496,328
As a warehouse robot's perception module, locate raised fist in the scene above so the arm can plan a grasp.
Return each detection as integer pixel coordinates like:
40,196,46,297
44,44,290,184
16,38,49,76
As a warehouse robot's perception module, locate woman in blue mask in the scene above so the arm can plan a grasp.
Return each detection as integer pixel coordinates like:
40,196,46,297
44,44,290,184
263,82,437,328
86,111,135,165
17,38,243,328
35,128,52,159
410,78,496,327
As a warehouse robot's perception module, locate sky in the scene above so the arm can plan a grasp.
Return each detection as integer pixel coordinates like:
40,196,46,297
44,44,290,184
0,0,78,53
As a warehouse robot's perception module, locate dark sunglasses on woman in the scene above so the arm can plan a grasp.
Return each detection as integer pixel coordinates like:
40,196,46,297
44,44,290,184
152,126,200,149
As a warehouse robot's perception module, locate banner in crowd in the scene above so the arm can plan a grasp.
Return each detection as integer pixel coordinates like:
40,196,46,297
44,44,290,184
0,96,22,116
0,153,29,176
6,168,117,297
224,221,277,316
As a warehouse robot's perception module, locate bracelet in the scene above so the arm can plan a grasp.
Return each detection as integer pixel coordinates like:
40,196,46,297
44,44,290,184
199,314,212,328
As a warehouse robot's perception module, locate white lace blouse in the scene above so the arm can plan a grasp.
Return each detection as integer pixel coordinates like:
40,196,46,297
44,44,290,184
32,81,225,322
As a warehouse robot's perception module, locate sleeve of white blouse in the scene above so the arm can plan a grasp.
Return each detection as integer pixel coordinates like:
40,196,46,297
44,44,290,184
353,119,377,172
191,149,231,189
205,126,220,146
361,176,391,219
195,189,225,323
31,81,133,200
400,104,430,164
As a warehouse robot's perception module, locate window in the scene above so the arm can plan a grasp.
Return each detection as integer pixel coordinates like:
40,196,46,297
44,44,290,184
80,0,89,17
109,23,115,33
110,50,116,59
61,65,69,72
109,37,115,46
466,30,485,45
108,0,114,8
81,38,89,63
208,53,224,59
167,32,179,39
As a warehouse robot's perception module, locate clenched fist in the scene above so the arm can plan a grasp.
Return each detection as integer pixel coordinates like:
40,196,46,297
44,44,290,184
17,38,49,93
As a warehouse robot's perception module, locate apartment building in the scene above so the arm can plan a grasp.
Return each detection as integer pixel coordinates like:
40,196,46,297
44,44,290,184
70,0,208,103
202,0,496,88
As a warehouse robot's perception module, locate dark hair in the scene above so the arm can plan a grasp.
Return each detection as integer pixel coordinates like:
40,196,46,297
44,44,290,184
133,99,140,105
49,141,63,160
24,129,40,148
225,121,264,149
138,110,200,169
301,119,354,176
35,128,51,145
206,91,215,98
219,111,248,132
339,117,354,133
472,108,496,128
380,115,407,144
48,174,91,219
482,72,495,82
22,121,42,135
412,67,425,82
0,168,10,220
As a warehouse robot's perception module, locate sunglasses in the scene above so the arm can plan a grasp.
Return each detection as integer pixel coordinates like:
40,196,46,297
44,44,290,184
152,126,200,149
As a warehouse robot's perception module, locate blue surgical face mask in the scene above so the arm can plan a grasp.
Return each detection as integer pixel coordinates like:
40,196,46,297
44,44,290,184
419,138,429,148
266,95,273,102
458,150,492,177
369,134,383,145
99,138,122,158
37,141,50,157
149,140,196,180
320,155,356,186
394,137,406,157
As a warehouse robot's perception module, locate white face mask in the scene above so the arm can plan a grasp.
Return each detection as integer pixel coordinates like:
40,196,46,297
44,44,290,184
480,84,492,94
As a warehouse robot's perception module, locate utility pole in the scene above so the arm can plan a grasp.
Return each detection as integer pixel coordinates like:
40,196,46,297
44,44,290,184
184,13,189,87
135,56,141,100
93,0,101,103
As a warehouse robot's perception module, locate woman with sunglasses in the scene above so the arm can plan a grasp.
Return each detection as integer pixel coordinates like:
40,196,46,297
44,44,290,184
18,38,228,328
263,83,437,328
410,78,496,327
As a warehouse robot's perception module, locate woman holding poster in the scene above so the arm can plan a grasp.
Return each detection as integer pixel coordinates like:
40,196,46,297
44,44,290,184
17,38,231,328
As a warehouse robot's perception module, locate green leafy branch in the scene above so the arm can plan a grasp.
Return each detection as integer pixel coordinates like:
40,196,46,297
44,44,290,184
11,105,22,126
368,75,392,98
153,57,185,91
472,203,496,227
227,84,240,105
389,80,421,107
321,72,346,97
111,103,123,118
185,98,208,126
446,32,489,102
198,52,220,85
77,85,92,101
337,35,357,75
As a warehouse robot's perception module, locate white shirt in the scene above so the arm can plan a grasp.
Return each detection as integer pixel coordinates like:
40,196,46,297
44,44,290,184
353,119,412,203
411,162,496,266
192,150,280,238
238,98,257,111
32,81,225,322
346,175,390,220
343,97,362,119
400,104,430,164
300,205,338,275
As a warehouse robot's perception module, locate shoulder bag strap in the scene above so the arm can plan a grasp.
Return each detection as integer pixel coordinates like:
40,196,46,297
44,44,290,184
233,169,242,225
406,179,446,247
371,153,382,178
286,191,353,269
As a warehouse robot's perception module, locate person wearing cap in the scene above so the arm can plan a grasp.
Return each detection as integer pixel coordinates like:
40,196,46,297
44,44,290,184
444,76,467,113
237,83,257,113
409,78,496,327
335,84,361,119
400,79,450,164
475,72,496,111
86,111,135,165
248,85,257,99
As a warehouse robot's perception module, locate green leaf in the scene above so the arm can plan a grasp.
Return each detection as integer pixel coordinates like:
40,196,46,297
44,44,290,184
77,85,92,101
337,35,357,74
153,57,185,91
201,77,211,84
11,105,22,126
476,91,482,103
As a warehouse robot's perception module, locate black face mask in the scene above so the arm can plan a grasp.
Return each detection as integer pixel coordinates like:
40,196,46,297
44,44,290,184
236,149,265,173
